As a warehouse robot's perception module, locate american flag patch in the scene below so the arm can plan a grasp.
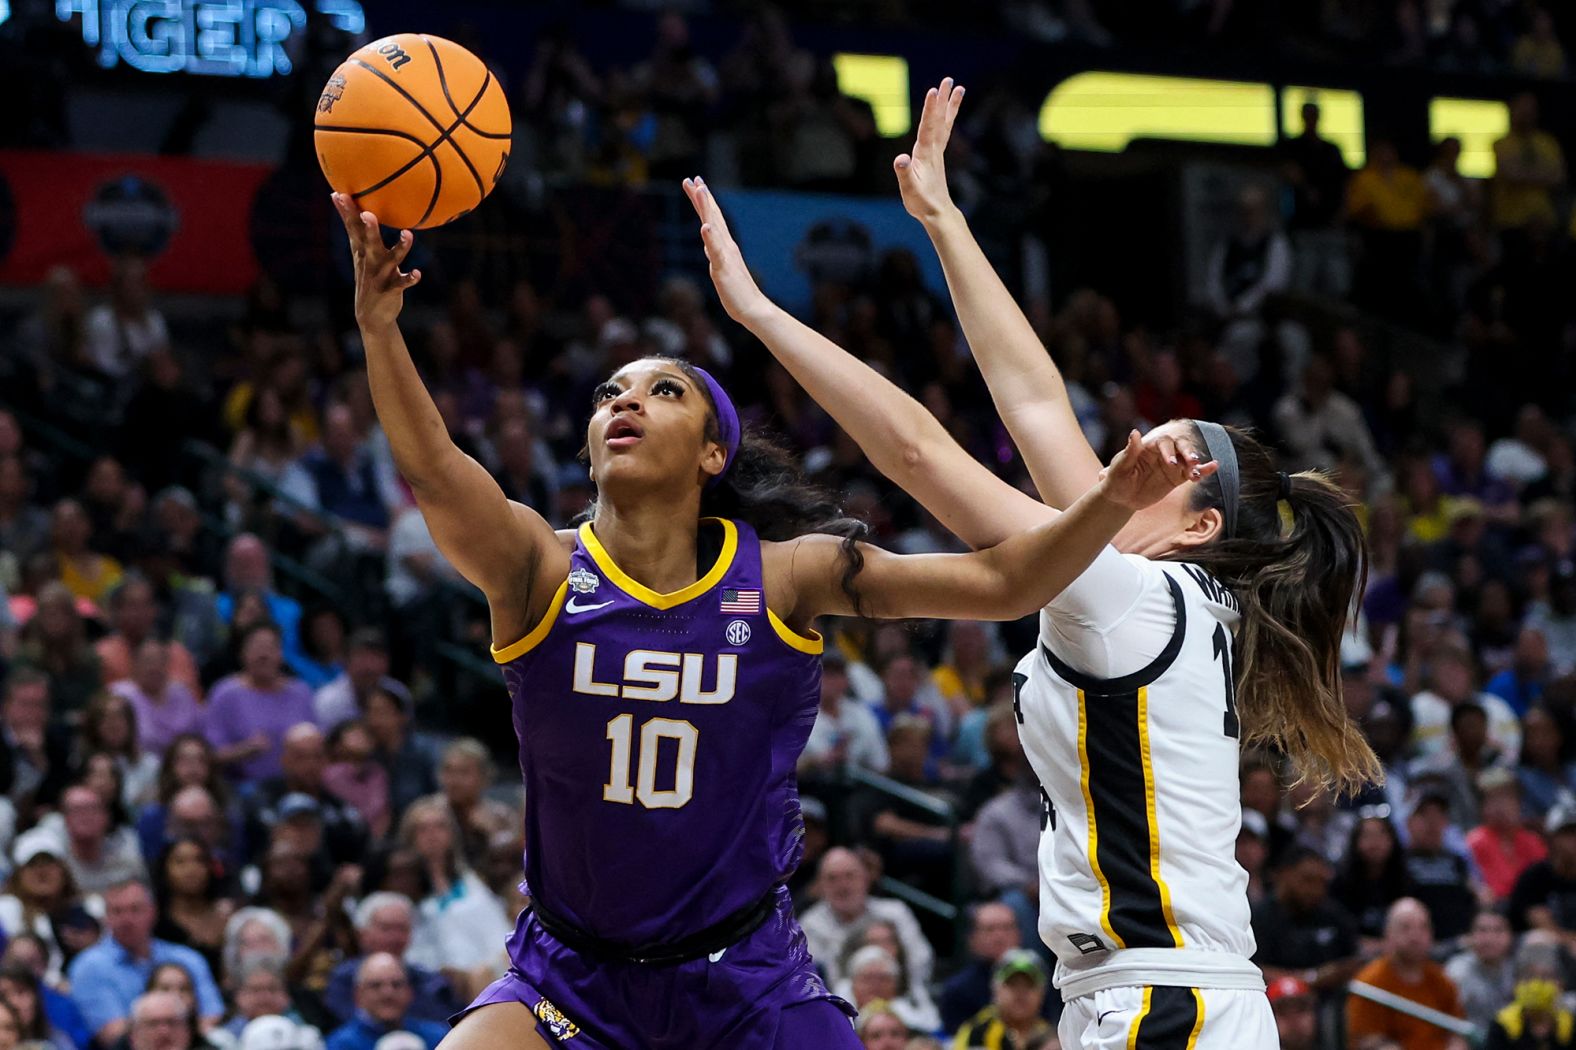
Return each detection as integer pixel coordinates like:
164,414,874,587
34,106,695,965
720,588,761,614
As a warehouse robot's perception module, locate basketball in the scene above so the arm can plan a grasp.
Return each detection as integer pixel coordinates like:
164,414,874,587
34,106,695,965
314,34,512,231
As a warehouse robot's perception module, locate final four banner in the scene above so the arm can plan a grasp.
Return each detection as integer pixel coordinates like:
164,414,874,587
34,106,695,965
717,190,950,317
0,150,273,294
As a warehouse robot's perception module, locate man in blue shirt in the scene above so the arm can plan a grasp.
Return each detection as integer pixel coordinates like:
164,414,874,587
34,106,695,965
321,893,458,1025
67,879,224,1045
326,953,448,1050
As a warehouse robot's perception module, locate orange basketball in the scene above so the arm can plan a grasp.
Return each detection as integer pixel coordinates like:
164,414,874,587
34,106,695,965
314,34,512,230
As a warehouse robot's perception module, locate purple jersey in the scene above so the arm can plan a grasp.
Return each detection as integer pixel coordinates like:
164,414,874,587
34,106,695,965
493,517,823,948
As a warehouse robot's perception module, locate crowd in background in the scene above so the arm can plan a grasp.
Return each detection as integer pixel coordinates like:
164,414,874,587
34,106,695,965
7,5,1576,1050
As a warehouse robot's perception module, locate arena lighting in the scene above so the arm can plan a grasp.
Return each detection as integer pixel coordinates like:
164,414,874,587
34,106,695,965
1281,86,1366,168
1430,97,1510,179
832,53,911,136
54,0,364,77
1038,72,1278,152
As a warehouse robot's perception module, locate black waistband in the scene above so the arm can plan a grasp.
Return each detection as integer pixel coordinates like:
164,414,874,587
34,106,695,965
529,887,779,966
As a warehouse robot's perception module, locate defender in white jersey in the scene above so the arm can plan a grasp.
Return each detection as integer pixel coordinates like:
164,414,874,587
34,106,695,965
1016,545,1266,1046
685,78,1381,1048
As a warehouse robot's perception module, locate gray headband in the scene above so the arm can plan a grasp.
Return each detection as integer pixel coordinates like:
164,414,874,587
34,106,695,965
1194,420,1240,540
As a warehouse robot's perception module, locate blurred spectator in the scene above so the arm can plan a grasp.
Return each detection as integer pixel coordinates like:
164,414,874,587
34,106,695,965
220,959,300,1039
1445,909,1517,1033
111,643,204,759
1346,898,1468,1050
292,608,346,692
66,880,222,1045
1468,769,1548,902
97,577,199,694
1252,847,1364,995
1332,807,1410,949
1400,789,1478,945
1279,100,1351,296
203,625,315,784
1482,938,1574,1049
1508,805,1576,935
214,537,304,674
18,784,144,896
0,459,50,576
801,652,889,781
323,954,446,1050
1206,185,1293,385
151,837,233,980
968,768,1040,952
395,799,510,987
853,1001,906,1050
832,945,929,1032
1410,644,1522,769
246,725,366,869
16,581,101,719
83,258,168,381
321,894,457,1027
363,689,437,822
952,949,1054,1049
1487,631,1552,716
321,722,389,842
1238,809,1272,906
0,670,71,818
1345,138,1427,318
125,991,191,1050
429,740,512,870
313,632,406,735
82,692,160,807
0,960,75,1050
939,902,1023,1033
1514,707,1574,821
799,848,933,989
293,405,400,551
1511,10,1567,80
1268,975,1318,1050
1491,94,1566,234
1272,355,1384,474
0,838,81,984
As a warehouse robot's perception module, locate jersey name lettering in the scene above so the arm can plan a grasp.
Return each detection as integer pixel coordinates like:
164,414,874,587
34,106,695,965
1180,563,1240,613
572,642,737,704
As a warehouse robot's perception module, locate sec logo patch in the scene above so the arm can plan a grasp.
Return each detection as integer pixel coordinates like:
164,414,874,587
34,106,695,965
725,619,751,646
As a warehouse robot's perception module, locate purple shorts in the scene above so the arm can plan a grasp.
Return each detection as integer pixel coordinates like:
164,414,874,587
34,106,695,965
455,889,858,1050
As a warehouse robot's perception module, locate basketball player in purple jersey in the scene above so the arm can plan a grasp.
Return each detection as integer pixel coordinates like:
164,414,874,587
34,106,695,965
331,192,1213,1050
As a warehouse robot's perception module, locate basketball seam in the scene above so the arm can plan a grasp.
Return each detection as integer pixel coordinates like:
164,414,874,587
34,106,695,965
343,56,490,222
421,36,510,140
315,126,428,147
419,39,489,197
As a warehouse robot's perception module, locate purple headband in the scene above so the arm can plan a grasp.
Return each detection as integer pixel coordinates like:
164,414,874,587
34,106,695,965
690,365,740,488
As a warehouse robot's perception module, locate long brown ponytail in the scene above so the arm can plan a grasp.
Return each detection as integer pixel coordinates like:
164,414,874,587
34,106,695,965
1169,422,1382,795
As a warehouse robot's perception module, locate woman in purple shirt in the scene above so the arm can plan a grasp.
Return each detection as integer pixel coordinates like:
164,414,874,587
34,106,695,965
202,623,315,783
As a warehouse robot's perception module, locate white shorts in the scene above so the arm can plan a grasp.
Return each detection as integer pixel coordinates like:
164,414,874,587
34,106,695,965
1058,985,1275,1049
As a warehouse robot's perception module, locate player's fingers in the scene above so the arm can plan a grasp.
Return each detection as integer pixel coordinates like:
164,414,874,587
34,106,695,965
397,268,422,290
943,83,965,134
682,177,706,219
390,229,415,268
915,86,940,150
331,194,364,253
693,178,732,236
1154,435,1180,466
894,153,912,174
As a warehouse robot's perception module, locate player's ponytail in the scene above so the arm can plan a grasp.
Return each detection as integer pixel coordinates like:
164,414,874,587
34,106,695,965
1170,423,1381,796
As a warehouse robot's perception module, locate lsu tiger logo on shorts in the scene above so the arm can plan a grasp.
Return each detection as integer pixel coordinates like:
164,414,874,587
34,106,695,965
532,999,580,1040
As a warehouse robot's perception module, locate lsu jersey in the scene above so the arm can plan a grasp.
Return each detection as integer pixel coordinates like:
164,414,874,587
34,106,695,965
492,517,824,949
1013,555,1266,1000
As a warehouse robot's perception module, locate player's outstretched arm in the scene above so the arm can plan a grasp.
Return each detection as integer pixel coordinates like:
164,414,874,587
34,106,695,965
682,177,1050,551
897,78,1103,511
333,194,566,635
781,432,1212,622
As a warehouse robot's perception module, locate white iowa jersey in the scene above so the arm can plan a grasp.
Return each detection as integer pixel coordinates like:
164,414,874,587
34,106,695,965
1013,553,1261,997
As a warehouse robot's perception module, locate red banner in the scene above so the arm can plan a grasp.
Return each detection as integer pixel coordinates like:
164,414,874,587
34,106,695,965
0,150,274,294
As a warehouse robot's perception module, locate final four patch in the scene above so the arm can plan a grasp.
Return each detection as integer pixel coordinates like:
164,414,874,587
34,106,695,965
532,999,580,1040
568,568,600,594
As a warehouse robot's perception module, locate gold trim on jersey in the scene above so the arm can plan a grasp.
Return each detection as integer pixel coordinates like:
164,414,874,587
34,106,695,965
491,580,569,663
1186,988,1206,1050
1076,689,1122,948
1138,686,1186,948
578,517,739,610
1126,987,1153,1050
767,609,823,654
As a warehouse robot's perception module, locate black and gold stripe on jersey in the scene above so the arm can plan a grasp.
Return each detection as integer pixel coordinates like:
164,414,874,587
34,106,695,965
1047,574,1187,951
1128,986,1207,1050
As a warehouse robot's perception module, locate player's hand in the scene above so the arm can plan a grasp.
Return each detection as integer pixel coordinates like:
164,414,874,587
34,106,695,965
1097,430,1215,511
894,77,965,227
332,192,421,330
682,177,774,327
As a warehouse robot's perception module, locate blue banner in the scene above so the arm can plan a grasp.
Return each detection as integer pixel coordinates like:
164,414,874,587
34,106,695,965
719,190,949,316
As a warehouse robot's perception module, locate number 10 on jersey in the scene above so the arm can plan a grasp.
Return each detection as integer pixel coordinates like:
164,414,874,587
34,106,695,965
604,714,698,809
